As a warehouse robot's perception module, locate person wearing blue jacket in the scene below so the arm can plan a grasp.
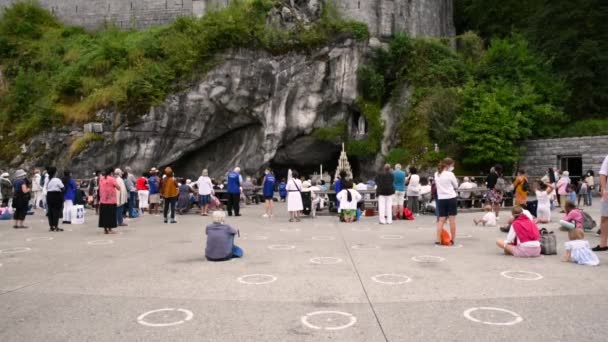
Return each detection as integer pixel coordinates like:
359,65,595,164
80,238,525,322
62,170,78,224
279,179,287,202
226,167,242,216
262,168,276,218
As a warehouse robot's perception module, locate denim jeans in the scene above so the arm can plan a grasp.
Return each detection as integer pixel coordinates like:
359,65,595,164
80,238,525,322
163,197,177,220
128,191,137,217
116,205,124,225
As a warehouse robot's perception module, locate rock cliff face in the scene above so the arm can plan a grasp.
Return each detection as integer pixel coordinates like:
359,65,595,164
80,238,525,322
25,42,366,178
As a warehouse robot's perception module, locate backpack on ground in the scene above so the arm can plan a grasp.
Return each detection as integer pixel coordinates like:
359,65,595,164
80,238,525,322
440,229,452,246
582,211,597,231
402,208,414,220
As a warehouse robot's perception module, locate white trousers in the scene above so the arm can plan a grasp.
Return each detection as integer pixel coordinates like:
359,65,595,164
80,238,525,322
33,190,43,208
378,195,393,224
138,190,149,209
63,200,74,222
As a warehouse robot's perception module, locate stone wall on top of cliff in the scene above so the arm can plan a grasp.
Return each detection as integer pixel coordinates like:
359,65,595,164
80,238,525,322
0,0,454,37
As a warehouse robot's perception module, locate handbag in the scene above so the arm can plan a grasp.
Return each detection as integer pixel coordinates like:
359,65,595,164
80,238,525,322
539,228,557,255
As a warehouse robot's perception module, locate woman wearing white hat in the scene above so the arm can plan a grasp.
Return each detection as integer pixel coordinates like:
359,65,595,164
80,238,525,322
12,169,31,229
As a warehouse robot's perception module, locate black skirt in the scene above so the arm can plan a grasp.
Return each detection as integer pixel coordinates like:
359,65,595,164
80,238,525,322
98,203,117,228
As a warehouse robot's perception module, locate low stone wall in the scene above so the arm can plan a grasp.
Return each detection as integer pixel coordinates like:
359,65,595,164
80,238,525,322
520,136,608,178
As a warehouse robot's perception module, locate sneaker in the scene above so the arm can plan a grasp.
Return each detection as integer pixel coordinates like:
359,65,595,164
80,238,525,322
170,220,177,224
164,218,168,223
596,229,602,236
592,245,608,252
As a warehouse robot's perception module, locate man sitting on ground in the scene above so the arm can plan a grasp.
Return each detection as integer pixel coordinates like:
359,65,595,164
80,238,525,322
205,211,243,261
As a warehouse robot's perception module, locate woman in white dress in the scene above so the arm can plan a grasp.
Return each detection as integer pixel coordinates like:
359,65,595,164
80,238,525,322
286,169,303,222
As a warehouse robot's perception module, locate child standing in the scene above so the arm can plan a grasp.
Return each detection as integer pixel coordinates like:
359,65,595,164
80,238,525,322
535,180,553,224
474,205,497,226
562,229,599,266
577,180,588,207
278,179,287,202
567,184,577,204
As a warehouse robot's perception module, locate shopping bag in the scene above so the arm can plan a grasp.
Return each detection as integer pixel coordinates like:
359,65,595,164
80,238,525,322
71,205,85,225
440,229,452,246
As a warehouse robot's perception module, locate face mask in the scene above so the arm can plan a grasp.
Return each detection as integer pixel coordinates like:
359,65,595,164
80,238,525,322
265,171,269,175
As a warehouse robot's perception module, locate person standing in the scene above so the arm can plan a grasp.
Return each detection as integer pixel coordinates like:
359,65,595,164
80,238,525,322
148,168,161,215
406,167,421,215
87,171,100,214
392,164,406,219
512,169,529,207
12,169,30,229
262,168,276,218
197,169,214,216
435,158,458,245
226,167,242,217
45,167,65,231
375,164,395,225
98,168,120,234
40,169,49,210
62,170,77,224
136,172,149,215
124,167,138,218
114,169,128,226
592,155,608,252
31,169,42,209
556,171,571,212
585,170,595,206
286,169,303,222
160,167,179,223
1,172,12,207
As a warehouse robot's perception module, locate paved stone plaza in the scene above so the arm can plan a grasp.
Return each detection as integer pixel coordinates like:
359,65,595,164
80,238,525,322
1,202,607,341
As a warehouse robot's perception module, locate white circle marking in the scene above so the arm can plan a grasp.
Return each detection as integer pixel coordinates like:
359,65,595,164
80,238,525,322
463,307,523,326
434,243,463,248
351,227,371,232
380,234,404,240
137,308,193,327
87,240,114,246
301,311,357,331
351,244,379,250
500,271,543,281
26,237,54,242
0,247,32,254
312,236,336,241
371,274,412,285
280,228,301,232
237,274,277,285
411,255,446,263
310,257,343,265
267,244,295,250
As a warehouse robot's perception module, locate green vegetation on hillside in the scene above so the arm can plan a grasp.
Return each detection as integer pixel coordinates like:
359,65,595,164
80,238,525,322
0,0,368,160
359,32,567,169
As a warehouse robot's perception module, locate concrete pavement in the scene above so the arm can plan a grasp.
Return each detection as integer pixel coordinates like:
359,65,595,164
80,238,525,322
1,202,607,341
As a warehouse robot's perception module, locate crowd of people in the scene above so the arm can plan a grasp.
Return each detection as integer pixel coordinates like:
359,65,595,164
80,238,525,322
1,153,607,263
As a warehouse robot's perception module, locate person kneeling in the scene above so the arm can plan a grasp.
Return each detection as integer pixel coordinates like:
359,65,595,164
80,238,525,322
336,180,362,223
205,211,243,261
496,206,541,257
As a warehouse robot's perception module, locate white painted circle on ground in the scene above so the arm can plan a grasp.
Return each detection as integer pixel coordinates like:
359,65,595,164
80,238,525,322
25,237,54,242
411,255,446,263
463,307,523,326
351,244,379,250
500,271,543,281
380,234,404,240
312,236,336,241
267,244,295,250
241,235,268,241
371,274,412,285
310,257,343,265
87,240,114,246
301,311,357,331
460,234,473,239
0,247,32,254
280,228,301,232
434,243,463,248
137,308,193,327
237,274,277,285
351,227,371,232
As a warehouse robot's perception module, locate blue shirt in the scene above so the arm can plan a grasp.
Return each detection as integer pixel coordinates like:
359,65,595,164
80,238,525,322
263,174,276,197
205,223,237,260
568,191,577,203
227,171,240,194
279,182,287,197
148,176,159,194
393,170,406,192
63,178,77,201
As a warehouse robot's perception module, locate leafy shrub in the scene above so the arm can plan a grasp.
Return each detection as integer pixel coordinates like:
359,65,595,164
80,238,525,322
69,133,104,158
